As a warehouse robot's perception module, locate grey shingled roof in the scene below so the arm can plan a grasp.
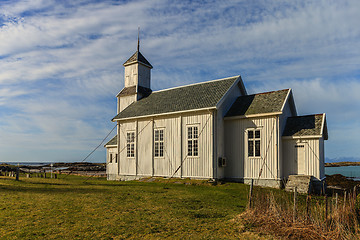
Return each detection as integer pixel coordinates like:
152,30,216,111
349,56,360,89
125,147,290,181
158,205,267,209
117,86,152,97
113,76,239,120
283,114,327,138
226,89,289,117
123,51,153,68
105,135,117,146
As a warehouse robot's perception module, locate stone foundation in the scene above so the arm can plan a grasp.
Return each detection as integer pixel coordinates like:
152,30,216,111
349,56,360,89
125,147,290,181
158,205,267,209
224,178,283,188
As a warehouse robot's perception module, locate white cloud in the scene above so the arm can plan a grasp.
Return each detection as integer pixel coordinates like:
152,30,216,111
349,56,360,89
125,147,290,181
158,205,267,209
0,0,359,161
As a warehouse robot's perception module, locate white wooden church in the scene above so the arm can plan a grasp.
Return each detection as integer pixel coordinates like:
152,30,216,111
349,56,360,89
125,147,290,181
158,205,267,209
105,45,328,188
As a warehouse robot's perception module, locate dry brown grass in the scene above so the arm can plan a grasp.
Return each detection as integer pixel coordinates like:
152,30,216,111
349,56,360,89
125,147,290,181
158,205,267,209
236,188,360,240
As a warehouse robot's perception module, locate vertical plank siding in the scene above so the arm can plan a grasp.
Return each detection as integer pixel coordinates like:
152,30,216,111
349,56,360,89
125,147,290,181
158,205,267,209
282,140,295,178
119,121,136,175
153,116,181,177
117,111,213,179
304,138,321,178
182,112,213,178
282,138,323,180
106,147,117,176
215,82,242,179
224,116,279,180
137,119,153,176
319,138,325,179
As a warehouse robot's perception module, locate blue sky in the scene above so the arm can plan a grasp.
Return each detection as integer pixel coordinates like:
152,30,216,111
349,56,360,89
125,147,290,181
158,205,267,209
0,0,359,163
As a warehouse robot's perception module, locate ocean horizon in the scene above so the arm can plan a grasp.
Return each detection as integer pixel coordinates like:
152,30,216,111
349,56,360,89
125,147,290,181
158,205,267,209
0,161,105,166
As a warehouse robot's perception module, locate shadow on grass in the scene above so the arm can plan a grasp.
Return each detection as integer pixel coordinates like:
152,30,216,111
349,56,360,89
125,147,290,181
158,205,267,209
0,178,173,195
0,184,111,194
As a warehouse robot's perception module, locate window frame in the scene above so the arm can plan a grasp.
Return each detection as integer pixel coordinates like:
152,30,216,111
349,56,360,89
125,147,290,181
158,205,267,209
247,128,261,158
126,131,135,158
109,153,113,163
154,128,165,158
187,125,199,157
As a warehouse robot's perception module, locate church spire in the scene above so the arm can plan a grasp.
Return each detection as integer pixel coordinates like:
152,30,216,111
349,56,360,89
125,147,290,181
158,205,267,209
137,27,140,52
123,29,153,69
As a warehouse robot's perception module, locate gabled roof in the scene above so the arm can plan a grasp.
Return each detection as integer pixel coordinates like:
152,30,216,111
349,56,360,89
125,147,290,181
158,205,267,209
123,51,153,68
113,76,240,121
225,89,290,117
104,135,117,147
116,86,152,98
283,113,328,139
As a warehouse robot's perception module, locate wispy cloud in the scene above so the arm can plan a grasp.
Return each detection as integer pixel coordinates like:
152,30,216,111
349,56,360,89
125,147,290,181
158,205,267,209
0,0,359,162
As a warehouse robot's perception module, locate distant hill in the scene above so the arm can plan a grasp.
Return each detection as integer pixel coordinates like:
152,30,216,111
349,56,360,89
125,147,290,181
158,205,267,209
326,157,360,163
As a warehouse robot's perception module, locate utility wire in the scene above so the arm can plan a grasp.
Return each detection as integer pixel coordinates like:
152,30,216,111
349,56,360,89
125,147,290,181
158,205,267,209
83,119,153,183
62,124,117,179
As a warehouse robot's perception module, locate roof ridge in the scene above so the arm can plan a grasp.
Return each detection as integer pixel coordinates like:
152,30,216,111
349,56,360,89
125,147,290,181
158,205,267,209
288,113,325,118
153,75,240,93
247,88,289,96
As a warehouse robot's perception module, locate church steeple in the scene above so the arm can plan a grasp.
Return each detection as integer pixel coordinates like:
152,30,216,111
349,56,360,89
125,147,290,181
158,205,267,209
117,32,152,112
137,27,140,52
123,30,152,89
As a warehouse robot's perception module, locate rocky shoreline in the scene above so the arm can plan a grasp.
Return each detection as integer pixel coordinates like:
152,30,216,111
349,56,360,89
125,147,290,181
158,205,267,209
325,161,360,167
0,162,106,177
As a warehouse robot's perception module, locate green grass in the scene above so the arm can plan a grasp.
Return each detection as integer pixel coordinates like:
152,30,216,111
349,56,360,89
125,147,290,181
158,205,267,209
0,175,263,239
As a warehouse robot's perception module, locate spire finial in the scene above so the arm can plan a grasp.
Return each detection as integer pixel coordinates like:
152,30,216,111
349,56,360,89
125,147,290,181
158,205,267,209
137,27,140,52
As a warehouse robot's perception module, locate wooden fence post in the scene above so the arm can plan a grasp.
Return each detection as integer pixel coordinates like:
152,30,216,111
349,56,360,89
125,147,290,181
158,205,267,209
248,179,254,208
354,186,357,201
293,187,297,223
335,193,338,211
343,191,347,210
325,194,328,221
306,194,311,222
15,167,19,181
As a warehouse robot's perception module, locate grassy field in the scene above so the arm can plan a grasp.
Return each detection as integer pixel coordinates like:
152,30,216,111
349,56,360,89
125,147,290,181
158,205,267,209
0,175,271,239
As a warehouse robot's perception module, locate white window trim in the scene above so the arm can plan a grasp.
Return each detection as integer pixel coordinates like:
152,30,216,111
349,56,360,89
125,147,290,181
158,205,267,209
126,131,135,159
246,128,262,159
187,125,199,157
154,128,165,158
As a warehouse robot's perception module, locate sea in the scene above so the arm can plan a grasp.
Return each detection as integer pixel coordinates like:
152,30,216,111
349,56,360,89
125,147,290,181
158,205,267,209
0,161,105,167
0,162,52,166
325,165,360,180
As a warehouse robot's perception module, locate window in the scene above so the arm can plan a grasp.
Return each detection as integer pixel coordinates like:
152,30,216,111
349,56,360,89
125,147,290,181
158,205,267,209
248,129,261,157
109,153,113,163
154,129,164,157
127,132,135,158
115,154,118,163
187,126,199,157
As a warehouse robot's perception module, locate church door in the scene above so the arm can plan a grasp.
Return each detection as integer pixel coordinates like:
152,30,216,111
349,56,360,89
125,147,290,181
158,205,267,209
295,144,305,174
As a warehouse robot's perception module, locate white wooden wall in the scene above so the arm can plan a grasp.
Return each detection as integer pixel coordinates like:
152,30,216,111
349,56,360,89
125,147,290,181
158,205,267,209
224,116,279,180
152,116,181,177
106,147,118,176
115,111,214,179
119,121,136,175
319,138,325,179
215,80,243,179
119,95,136,112
137,119,153,176
182,112,213,178
279,99,295,178
282,138,324,180
124,63,151,89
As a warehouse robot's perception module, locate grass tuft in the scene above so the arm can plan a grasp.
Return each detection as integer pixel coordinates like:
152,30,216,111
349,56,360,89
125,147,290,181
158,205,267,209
236,187,360,240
